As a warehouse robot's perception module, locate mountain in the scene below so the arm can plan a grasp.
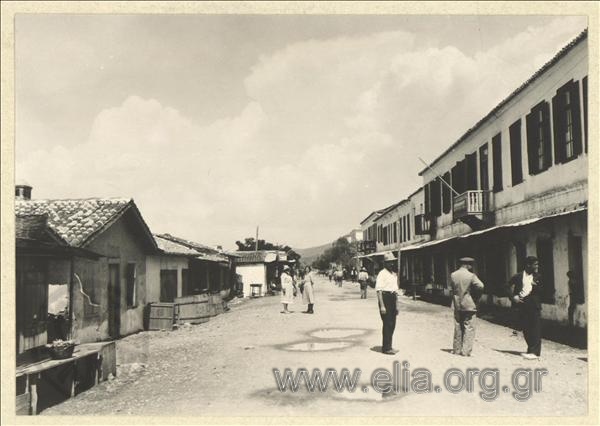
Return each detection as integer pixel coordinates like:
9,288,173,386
294,241,335,265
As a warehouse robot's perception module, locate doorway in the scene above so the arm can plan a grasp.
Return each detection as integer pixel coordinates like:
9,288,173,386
108,264,121,339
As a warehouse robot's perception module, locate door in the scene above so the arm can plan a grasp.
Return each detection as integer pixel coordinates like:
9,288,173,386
108,264,121,339
160,269,178,302
536,238,555,304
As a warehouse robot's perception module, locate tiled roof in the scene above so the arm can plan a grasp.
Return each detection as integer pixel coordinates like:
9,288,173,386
16,214,67,244
156,233,218,255
419,29,588,176
15,198,137,247
154,234,202,256
235,250,285,265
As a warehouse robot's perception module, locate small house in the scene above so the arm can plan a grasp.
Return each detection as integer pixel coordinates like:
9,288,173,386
235,250,289,297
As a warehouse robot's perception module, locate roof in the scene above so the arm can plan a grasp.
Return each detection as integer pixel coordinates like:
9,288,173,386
373,199,410,223
154,234,202,256
419,29,588,176
235,250,286,265
359,201,399,225
15,198,157,250
155,233,218,255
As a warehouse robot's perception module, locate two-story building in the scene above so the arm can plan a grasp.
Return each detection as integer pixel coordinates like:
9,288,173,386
402,30,588,327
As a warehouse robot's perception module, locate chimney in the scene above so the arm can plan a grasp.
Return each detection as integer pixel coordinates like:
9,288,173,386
15,183,32,200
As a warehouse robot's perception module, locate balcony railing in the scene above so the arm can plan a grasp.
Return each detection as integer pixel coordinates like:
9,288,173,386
414,214,432,235
452,190,492,220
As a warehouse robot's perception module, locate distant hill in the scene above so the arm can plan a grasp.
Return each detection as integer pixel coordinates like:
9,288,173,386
294,241,335,265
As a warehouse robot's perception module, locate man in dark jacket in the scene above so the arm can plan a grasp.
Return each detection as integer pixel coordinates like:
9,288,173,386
450,257,484,357
508,256,543,359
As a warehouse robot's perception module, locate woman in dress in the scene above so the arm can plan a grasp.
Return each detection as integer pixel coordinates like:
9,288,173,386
302,266,315,314
280,265,295,314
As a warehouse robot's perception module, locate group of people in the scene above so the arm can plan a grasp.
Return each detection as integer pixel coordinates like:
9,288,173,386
373,253,545,360
279,265,316,314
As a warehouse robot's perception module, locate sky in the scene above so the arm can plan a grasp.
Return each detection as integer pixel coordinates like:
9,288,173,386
15,14,588,249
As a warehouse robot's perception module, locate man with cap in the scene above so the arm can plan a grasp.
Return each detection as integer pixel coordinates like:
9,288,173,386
358,266,370,299
450,257,485,356
376,252,401,355
508,256,543,359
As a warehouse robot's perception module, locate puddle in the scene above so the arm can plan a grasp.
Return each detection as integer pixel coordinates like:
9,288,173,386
309,328,368,339
281,341,354,352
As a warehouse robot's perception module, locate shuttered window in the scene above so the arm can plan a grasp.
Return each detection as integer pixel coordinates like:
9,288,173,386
492,133,503,192
424,184,431,216
509,119,523,186
583,76,587,153
406,214,411,241
465,151,478,190
526,101,552,175
479,144,489,191
552,80,582,164
430,178,442,216
451,159,466,195
442,171,451,213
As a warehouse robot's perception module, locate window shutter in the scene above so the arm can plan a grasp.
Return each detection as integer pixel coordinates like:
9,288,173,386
431,178,442,216
552,91,565,164
541,102,552,170
466,152,478,190
509,119,523,185
583,76,588,153
424,183,431,216
492,133,503,192
442,171,451,213
526,110,537,175
570,81,583,157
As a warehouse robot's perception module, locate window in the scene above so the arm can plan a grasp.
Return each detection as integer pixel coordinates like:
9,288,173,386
126,263,136,307
442,171,451,214
583,76,587,152
466,151,478,190
526,101,552,175
431,178,442,216
492,133,503,192
160,269,177,303
479,144,489,191
451,159,466,195
406,214,411,241
182,269,189,296
393,222,398,243
424,184,431,216
509,119,523,186
552,80,582,163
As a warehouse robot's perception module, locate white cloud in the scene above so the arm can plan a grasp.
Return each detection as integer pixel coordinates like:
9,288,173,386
16,18,587,248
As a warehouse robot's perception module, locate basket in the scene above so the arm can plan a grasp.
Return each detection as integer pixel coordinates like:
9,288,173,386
47,342,75,359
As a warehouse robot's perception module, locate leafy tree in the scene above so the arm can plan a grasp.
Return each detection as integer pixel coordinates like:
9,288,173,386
234,238,301,262
312,237,357,271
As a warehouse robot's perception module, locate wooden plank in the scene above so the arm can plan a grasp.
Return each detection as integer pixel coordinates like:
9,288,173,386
16,392,31,415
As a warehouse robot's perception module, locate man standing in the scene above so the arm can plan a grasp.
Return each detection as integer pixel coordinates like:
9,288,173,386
508,256,543,359
358,267,369,299
450,257,484,357
376,253,400,355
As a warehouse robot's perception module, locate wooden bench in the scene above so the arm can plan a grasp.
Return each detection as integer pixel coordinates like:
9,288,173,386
16,341,116,415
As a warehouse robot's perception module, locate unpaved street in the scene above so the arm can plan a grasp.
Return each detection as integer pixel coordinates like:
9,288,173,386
44,275,587,417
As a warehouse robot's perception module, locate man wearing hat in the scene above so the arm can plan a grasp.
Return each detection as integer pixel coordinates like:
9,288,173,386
508,256,543,359
450,257,485,356
358,266,370,299
375,252,400,355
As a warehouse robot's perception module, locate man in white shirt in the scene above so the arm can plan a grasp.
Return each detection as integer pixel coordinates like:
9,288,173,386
508,256,543,359
376,252,400,355
358,267,370,299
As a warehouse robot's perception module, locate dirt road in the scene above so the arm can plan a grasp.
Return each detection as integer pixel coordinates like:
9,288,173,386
44,274,588,417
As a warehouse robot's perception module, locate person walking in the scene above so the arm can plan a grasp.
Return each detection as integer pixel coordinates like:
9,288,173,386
358,267,369,299
280,265,295,314
376,253,400,355
508,256,543,359
449,257,485,357
334,268,344,288
301,266,315,314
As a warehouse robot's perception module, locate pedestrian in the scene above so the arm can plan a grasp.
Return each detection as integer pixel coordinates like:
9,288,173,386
302,266,315,314
358,267,369,299
508,256,543,359
567,270,583,327
449,257,485,357
376,252,400,355
280,265,295,314
334,268,344,287
351,268,358,282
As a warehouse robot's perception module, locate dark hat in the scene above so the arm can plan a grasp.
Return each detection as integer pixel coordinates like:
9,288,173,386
459,257,475,264
525,256,538,265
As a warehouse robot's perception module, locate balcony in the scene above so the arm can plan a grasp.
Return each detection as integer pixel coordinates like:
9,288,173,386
414,214,433,235
452,190,493,229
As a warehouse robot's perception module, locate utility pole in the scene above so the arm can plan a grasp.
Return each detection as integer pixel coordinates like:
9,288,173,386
255,226,259,251
418,156,460,196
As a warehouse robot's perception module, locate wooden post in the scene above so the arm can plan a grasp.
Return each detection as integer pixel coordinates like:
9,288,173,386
68,256,75,340
30,374,39,415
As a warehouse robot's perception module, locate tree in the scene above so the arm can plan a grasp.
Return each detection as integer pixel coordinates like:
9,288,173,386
234,238,301,261
312,237,357,271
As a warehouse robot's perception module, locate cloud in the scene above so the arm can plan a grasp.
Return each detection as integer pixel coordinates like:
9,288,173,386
16,18,587,248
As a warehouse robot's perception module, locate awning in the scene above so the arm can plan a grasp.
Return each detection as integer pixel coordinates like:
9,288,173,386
399,205,586,252
356,249,396,259
400,235,457,252
459,206,587,239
